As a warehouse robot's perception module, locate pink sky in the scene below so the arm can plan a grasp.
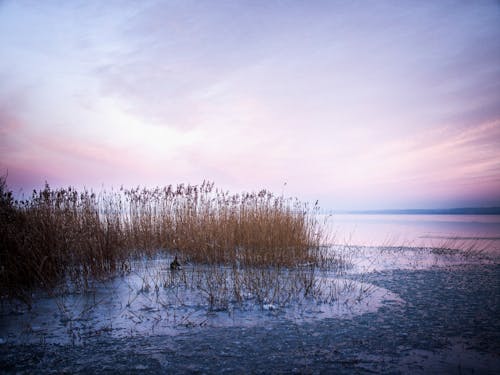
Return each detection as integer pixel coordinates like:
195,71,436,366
1,1,499,209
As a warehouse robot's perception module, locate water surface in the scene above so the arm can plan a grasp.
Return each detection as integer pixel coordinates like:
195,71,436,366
326,214,500,253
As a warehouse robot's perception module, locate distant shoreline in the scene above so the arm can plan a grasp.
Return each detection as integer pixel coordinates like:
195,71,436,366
333,207,500,215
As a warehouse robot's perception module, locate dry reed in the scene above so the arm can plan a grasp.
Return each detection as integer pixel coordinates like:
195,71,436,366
0,177,325,300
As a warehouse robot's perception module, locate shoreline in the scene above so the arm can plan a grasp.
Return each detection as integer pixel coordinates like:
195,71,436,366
1,262,499,373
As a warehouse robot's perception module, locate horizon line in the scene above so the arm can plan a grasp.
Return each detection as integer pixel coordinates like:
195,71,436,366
328,207,500,215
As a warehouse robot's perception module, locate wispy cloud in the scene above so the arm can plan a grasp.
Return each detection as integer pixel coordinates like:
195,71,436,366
1,1,499,208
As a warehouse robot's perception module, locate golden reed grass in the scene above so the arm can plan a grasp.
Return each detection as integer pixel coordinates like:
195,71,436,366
0,177,324,299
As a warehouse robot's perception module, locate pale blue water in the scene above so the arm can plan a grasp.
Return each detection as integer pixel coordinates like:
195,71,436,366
325,214,500,253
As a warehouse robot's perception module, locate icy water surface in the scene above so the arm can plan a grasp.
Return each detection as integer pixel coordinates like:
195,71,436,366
1,245,492,346
1,248,499,374
0,259,401,345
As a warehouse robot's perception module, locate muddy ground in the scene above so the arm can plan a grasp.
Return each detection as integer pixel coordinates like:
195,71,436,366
1,264,499,374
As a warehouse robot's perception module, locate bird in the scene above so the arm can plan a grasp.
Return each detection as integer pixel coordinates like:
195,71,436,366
170,256,181,270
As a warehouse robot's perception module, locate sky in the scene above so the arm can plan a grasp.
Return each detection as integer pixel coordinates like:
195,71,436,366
1,0,499,210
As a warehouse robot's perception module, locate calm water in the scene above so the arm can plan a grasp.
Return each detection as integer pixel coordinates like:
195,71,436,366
325,214,500,253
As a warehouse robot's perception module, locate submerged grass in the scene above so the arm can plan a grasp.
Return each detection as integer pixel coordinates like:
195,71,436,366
0,176,326,301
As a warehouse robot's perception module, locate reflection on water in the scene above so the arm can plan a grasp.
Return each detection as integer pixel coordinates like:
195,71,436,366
325,214,500,253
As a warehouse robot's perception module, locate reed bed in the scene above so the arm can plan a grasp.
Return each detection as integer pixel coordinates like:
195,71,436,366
0,177,325,300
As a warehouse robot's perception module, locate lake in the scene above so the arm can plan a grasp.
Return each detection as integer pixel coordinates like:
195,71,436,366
325,214,500,253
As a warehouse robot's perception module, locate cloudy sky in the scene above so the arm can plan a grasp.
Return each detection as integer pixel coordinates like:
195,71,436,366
1,0,499,209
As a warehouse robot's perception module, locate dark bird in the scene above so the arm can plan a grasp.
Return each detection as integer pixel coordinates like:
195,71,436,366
170,256,181,270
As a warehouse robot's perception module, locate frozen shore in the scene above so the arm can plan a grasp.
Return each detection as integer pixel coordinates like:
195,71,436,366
1,249,499,373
